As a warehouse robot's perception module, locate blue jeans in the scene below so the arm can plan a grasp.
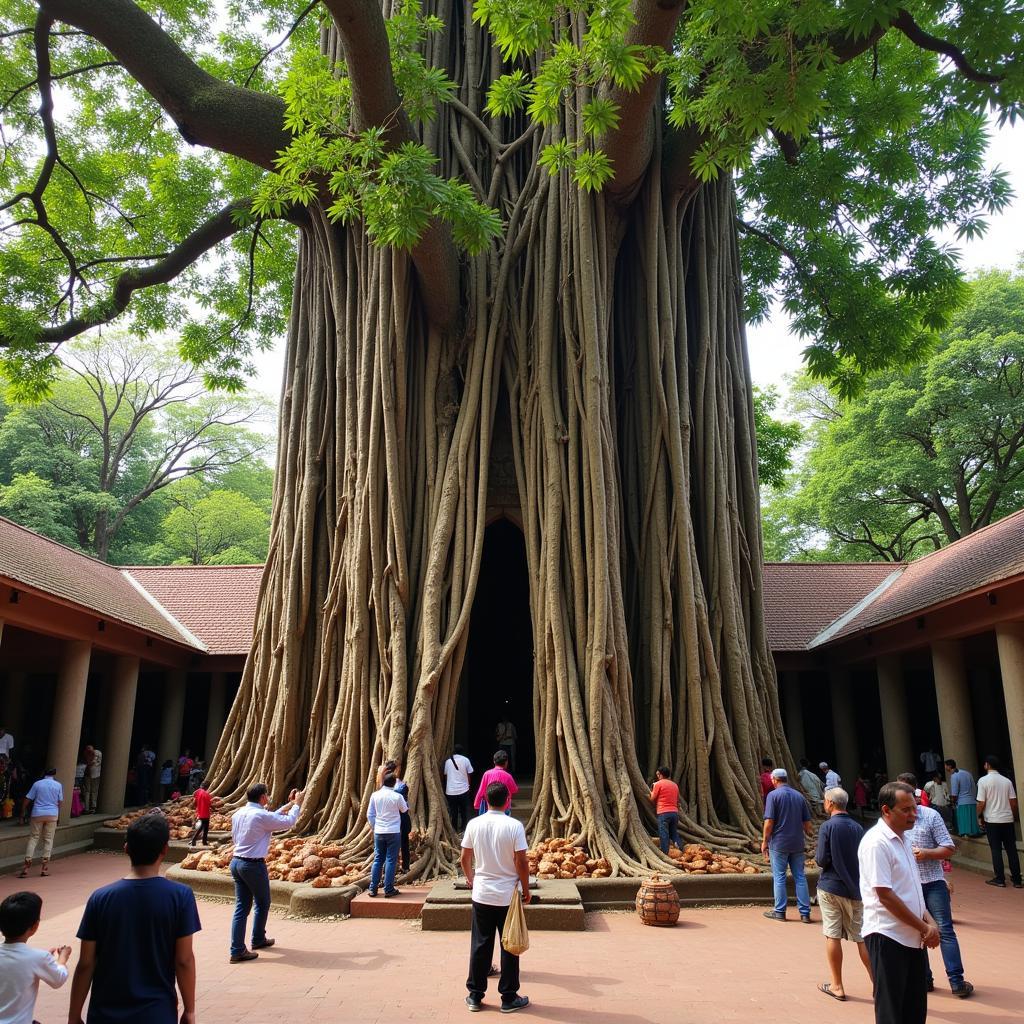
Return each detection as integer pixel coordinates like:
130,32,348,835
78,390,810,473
657,812,680,854
370,832,400,894
769,848,809,917
922,880,964,990
230,857,271,956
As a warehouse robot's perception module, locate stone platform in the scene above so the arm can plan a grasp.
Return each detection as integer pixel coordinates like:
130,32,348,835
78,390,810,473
350,885,433,919
0,813,109,873
422,878,585,931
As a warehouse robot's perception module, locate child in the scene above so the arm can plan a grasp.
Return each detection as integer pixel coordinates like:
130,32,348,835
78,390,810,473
0,891,71,1023
190,777,212,847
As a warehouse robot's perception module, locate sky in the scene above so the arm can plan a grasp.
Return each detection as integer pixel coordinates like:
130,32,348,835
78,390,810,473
250,119,1024,408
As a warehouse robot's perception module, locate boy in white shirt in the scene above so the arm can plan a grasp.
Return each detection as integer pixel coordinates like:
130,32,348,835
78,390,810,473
0,891,71,1024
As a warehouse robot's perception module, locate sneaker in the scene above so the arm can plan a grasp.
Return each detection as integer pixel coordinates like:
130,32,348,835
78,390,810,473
800,914,812,924
229,950,259,963
762,910,786,921
366,890,378,898
985,878,1006,887
466,995,483,1012
501,996,529,1014
384,889,402,898
252,938,275,949
953,982,974,999
1013,881,1023,889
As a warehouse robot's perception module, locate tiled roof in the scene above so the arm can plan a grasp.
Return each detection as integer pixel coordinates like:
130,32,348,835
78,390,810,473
125,564,264,656
821,507,1024,643
0,516,203,650
762,562,902,651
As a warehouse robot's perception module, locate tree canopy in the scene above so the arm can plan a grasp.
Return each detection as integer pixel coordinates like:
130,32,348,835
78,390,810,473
0,332,273,561
764,265,1024,562
0,0,1020,395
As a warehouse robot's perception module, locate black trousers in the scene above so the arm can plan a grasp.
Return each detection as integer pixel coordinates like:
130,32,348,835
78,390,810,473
865,933,927,1024
986,821,1022,883
191,817,210,845
447,792,472,831
467,901,520,1003
400,811,412,871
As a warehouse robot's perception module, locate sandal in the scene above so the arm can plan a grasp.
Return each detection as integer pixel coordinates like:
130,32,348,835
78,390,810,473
818,982,846,1002
40,861,50,877
17,867,30,879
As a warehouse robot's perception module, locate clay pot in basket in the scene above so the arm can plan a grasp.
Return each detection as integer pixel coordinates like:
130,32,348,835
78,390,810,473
636,873,680,927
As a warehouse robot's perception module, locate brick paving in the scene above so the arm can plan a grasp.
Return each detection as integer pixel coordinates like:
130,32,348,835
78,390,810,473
3,852,1022,1023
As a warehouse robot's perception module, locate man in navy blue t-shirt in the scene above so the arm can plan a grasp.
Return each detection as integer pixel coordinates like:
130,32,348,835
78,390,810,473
69,813,201,1024
762,767,813,922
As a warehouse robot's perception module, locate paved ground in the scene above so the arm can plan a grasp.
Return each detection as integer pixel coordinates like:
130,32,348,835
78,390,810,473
3,852,1022,1023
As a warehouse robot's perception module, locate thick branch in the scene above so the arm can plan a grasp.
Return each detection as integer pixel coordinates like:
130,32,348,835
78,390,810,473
37,0,289,168
892,9,1004,84
0,200,250,349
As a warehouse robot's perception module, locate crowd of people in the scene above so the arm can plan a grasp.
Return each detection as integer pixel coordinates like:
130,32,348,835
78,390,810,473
762,751,1020,1024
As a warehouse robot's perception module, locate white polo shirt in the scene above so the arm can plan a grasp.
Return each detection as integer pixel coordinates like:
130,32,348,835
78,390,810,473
977,771,1017,824
859,817,926,948
444,753,474,796
461,810,528,907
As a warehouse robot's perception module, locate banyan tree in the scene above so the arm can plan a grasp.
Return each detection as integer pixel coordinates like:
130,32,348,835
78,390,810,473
0,0,1017,874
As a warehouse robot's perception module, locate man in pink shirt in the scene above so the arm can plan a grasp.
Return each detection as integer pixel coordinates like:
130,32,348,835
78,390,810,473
474,751,518,815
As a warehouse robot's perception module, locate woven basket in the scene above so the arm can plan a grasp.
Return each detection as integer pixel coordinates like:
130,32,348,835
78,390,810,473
636,873,680,927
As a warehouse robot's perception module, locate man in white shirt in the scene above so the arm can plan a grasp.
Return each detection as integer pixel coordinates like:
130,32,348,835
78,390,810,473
923,772,952,830
229,782,304,963
82,745,102,815
0,725,14,757
798,759,824,811
821,761,841,791
976,754,1021,888
18,768,63,878
859,781,940,1024
444,745,475,831
367,772,409,898
461,781,530,1013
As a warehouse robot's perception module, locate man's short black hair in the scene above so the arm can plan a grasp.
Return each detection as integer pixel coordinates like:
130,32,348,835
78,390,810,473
985,754,1000,770
878,781,914,814
657,765,672,778
761,757,773,769
382,773,397,788
897,772,917,788
944,759,957,769
486,782,509,808
453,744,465,756
44,767,57,776
0,891,41,939
246,782,268,804
126,814,170,866
799,758,810,768
493,750,508,766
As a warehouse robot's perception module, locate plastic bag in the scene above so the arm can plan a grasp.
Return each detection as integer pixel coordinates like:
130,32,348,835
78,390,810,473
501,888,530,956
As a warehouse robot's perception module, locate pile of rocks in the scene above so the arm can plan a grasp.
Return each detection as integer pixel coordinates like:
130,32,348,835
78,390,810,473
103,797,232,839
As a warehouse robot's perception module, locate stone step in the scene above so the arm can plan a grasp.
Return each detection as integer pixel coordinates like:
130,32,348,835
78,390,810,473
349,885,433,920
421,878,585,931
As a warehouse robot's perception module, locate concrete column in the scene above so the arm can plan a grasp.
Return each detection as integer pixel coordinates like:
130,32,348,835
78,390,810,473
931,639,978,776
4,670,28,745
98,656,140,814
47,640,91,823
829,668,860,793
158,669,187,774
780,672,807,762
876,654,914,780
203,671,227,762
995,621,1024,793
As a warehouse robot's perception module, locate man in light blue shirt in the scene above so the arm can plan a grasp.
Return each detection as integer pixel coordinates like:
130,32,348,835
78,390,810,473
945,759,981,837
228,782,303,962
19,768,63,878
367,773,408,898
903,773,973,999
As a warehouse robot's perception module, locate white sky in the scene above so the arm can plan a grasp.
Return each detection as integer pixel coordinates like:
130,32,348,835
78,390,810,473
250,120,1024,407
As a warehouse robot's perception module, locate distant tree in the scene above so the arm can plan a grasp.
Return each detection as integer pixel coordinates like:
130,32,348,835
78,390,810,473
772,267,1024,561
0,470,76,545
152,479,269,565
0,334,270,560
753,386,801,490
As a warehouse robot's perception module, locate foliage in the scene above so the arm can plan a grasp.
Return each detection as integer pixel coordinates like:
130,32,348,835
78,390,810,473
0,0,1020,392
0,333,273,561
768,266,1024,562
752,385,801,489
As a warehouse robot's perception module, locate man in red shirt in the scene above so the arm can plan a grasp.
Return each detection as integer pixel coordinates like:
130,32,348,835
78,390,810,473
190,778,212,847
650,766,681,854
473,752,518,815
760,758,776,800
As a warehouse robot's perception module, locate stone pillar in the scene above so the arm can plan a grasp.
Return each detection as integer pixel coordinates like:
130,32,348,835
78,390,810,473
995,621,1024,792
158,669,187,776
876,654,914,780
47,640,91,823
931,639,978,776
4,670,28,745
204,671,227,762
98,656,140,814
829,667,860,793
780,672,807,762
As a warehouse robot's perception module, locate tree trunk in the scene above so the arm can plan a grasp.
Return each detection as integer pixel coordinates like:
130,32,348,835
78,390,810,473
208,7,791,875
